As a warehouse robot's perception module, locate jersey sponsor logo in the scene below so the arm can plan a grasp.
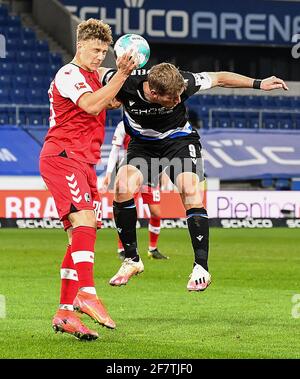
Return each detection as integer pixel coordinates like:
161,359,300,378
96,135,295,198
74,82,87,90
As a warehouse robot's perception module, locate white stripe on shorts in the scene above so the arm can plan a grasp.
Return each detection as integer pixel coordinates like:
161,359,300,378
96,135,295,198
71,251,94,264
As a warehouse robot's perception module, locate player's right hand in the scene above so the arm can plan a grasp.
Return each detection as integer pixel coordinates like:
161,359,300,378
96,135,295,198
116,49,138,76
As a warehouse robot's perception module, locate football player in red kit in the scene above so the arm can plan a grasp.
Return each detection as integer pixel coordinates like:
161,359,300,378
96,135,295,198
39,18,137,340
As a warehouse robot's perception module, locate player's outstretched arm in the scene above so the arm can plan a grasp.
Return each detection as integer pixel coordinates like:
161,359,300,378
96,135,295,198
207,71,289,91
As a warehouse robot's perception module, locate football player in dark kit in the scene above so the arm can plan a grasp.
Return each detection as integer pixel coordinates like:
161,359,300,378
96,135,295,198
103,62,288,290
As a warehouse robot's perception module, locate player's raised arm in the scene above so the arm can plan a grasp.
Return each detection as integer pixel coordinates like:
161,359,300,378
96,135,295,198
78,51,137,115
207,71,289,91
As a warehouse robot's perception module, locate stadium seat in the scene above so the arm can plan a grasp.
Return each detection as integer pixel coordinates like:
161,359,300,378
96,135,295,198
261,178,273,188
245,95,261,108
13,75,29,89
49,52,63,65
31,51,50,63
0,88,10,103
17,50,33,63
275,178,290,190
263,115,278,129
0,62,13,75
22,27,36,41
278,115,294,130
14,62,31,75
229,95,246,108
11,88,27,104
260,96,277,108
231,111,248,128
35,40,49,52
0,75,11,89
0,113,9,125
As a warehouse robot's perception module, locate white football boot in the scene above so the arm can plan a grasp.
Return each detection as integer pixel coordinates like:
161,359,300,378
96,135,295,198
109,258,144,286
187,264,211,292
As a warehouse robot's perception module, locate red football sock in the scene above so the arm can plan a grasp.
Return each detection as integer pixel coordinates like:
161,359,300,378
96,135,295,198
148,216,161,250
71,226,96,288
60,244,79,305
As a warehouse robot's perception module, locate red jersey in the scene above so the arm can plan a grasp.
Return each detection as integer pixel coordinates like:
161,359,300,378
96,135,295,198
40,63,106,164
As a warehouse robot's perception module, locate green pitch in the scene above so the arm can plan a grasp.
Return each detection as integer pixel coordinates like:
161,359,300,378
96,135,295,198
0,228,299,359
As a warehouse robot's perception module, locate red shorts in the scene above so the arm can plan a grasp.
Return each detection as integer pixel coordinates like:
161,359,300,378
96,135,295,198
135,185,160,205
40,156,102,230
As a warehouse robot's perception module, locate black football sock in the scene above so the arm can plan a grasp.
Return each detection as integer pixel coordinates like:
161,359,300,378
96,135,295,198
186,208,209,271
113,199,139,262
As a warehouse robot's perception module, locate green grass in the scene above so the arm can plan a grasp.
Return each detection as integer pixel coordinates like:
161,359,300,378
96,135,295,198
0,228,299,359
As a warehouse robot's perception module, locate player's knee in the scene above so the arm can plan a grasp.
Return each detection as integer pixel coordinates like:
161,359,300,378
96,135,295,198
68,210,97,228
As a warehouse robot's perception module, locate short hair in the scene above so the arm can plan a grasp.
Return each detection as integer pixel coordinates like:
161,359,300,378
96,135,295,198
148,63,185,96
77,18,113,45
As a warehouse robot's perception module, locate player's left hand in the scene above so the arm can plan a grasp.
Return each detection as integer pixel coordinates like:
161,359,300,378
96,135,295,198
261,76,289,91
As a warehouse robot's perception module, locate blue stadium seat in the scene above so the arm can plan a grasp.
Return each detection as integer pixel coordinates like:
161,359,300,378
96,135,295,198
201,94,216,107
260,96,277,108
14,62,31,75
275,178,290,190
291,97,300,109
231,111,248,128
0,4,9,16
27,113,44,126
214,95,230,107
28,89,47,104
22,27,36,41
248,116,259,129
5,26,22,38
275,96,292,108
5,37,21,50
0,62,13,75
0,113,9,125
294,114,300,129
6,15,21,27
49,52,63,66
35,40,49,52
20,39,36,51
229,95,246,108
11,88,27,104
29,76,45,89
278,115,293,130
263,116,278,129
0,88,10,103
31,63,47,75
261,178,273,188
31,51,50,63
13,75,29,89
0,75,11,89
17,50,32,63
4,50,16,63
245,95,261,108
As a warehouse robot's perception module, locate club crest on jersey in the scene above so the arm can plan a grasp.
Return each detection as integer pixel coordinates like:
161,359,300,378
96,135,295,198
75,82,87,90
84,193,91,203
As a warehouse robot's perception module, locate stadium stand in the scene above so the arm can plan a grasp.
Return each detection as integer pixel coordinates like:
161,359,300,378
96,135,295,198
0,1,299,192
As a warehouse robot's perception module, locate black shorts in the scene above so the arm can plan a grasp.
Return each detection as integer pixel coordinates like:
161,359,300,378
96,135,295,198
121,130,205,185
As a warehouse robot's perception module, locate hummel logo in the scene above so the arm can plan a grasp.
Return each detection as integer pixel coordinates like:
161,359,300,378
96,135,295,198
129,100,135,106
191,158,197,165
117,228,122,233
196,235,204,242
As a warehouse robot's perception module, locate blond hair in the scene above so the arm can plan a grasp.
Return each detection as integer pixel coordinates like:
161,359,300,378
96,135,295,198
148,63,185,96
77,18,113,44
